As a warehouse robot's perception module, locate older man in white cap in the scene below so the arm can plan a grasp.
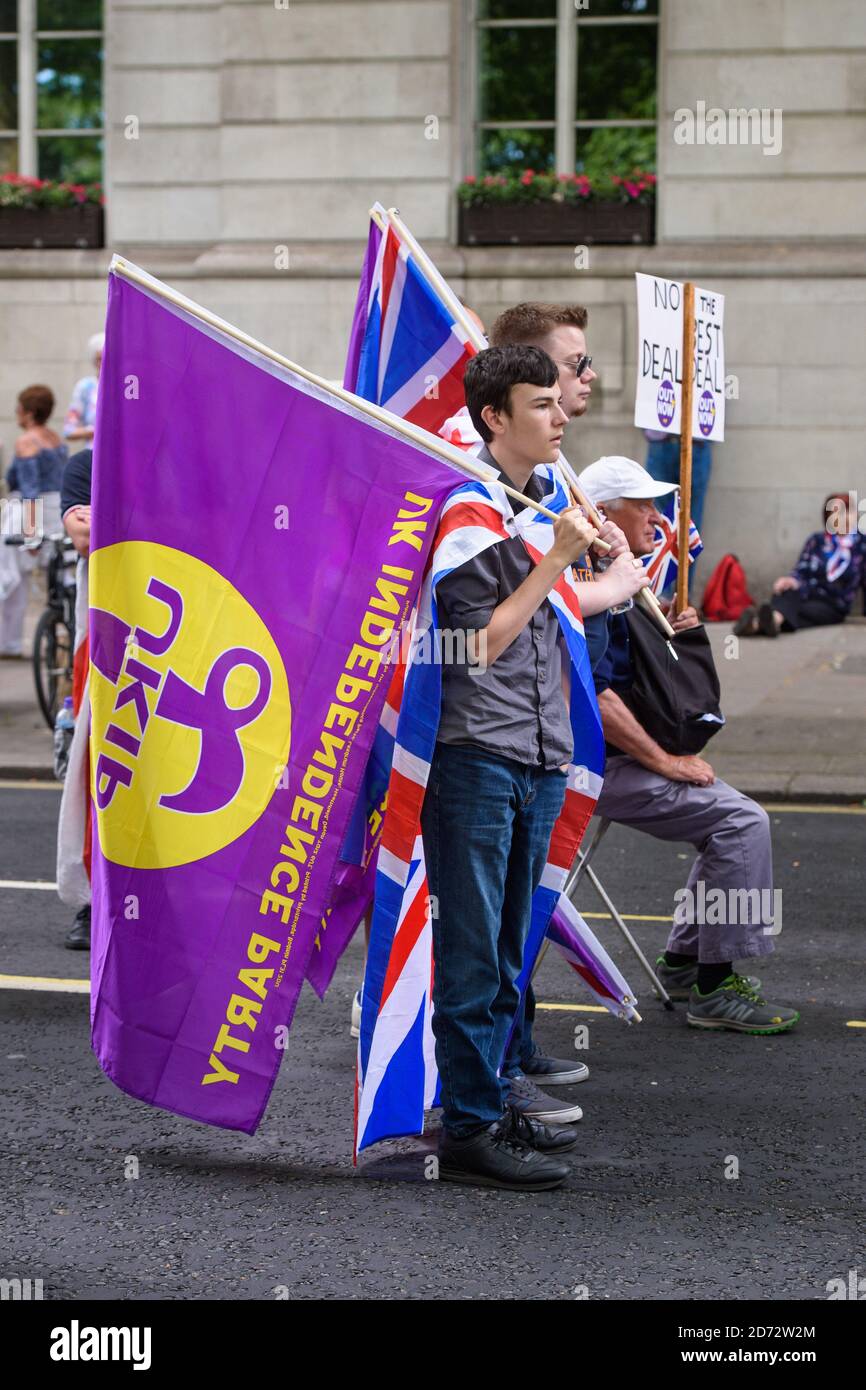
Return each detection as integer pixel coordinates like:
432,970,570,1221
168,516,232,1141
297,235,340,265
577,456,799,1035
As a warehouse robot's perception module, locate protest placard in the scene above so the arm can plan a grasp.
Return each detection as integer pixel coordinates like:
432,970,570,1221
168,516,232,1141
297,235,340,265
635,273,725,443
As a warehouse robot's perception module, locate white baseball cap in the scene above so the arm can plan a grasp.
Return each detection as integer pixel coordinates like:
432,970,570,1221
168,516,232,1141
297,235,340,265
577,455,678,505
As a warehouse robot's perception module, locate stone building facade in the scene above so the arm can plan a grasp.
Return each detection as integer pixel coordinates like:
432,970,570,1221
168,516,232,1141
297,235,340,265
2,0,865,591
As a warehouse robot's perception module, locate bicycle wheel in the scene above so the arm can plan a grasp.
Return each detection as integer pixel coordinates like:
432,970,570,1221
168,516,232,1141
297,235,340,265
33,606,72,730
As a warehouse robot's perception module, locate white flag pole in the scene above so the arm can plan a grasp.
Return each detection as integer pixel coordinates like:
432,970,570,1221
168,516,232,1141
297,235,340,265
108,255,565,526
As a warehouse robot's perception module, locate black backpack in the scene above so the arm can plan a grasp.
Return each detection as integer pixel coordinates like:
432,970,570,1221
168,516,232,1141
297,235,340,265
622,604,725,756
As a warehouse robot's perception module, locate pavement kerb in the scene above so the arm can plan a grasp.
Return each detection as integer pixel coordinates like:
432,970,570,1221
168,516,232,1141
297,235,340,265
1,764,864,807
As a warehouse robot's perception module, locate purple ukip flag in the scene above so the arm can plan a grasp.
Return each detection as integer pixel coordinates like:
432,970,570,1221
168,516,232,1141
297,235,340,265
87,260,463,1132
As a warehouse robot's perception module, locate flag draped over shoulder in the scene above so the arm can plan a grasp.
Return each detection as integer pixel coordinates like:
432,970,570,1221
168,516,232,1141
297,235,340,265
643,490,703,596
87,262,467,1133
355,468,636,1158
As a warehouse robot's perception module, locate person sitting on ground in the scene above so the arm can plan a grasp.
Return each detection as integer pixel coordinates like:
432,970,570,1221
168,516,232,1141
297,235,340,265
578,455,800,1035
734,493,866,638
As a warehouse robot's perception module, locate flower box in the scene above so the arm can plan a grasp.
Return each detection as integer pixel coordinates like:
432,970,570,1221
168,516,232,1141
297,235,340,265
458,197,654,247
0,203,105,249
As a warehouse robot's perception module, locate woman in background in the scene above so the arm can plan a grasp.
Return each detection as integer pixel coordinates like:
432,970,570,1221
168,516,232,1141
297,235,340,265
0,385,67,657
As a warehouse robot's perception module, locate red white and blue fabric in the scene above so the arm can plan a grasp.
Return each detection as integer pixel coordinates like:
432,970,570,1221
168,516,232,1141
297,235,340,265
343,210,476,435
354,467,611,1157
546,893,639,1021
643,490,703,596
824,533,856,584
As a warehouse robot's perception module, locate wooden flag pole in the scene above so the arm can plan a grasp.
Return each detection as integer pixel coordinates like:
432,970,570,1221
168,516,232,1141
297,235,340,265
676,282,696,615
558,463,673,635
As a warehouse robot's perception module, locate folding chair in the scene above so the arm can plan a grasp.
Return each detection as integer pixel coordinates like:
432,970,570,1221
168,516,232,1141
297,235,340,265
563,817,674,1010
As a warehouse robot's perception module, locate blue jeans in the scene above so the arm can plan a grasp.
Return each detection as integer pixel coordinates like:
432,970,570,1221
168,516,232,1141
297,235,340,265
421,743,567,1136
504,980,538,1077
646,437,712,536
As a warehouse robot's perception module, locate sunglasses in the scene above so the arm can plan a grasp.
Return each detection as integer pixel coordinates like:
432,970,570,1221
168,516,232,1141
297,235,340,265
556,355,593,378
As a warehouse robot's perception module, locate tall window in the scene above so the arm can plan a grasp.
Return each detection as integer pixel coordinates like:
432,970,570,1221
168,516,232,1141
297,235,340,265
0,0,103,183
474,0,658,179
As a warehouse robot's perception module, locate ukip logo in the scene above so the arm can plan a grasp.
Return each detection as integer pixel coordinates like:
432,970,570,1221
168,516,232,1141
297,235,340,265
698,388,716,437
656,379,676,428
89,542,291,869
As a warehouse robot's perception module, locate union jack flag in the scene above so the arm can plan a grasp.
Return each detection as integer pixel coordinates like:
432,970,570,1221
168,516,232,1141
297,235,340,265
343,204,477,434
643,490,703,596
354,467,614,1158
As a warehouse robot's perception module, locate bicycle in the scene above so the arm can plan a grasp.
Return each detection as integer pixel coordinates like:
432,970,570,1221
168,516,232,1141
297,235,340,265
5,532,78,729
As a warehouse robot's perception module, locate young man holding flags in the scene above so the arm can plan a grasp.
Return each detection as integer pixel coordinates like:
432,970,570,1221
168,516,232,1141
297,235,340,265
485,304,651,1112
426,344,598,1191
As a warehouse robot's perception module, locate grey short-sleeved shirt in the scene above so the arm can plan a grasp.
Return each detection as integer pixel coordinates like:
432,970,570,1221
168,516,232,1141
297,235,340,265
434,448,573,770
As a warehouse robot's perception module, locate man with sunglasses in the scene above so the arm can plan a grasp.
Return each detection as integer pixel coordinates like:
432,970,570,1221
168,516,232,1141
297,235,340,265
490,303,597,423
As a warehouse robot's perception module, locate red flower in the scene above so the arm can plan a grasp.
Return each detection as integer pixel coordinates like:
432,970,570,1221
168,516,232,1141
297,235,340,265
463,175,477,185
625,181,640,198
520,169,535,185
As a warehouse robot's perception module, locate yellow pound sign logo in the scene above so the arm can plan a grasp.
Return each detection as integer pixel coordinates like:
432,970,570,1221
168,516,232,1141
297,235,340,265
89,542,291,869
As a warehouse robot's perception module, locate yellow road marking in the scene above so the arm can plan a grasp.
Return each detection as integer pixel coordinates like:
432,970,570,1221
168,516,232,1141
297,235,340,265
536,1002,609,1014
0,973,89,993
581,911,670,922
0,879,57,891
0,779,62,791
845,1020,866,1029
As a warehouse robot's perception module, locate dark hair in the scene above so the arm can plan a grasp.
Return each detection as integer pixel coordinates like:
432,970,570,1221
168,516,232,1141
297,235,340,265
463,345,558,443
823,492,853,533
18,384,54,425
489,302,588,348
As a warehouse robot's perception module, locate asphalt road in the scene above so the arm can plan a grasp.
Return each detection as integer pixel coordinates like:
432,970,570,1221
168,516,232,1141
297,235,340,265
1,783,863,1301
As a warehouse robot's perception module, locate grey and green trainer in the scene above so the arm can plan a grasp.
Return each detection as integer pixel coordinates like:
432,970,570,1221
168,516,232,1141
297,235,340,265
655,956,761,1003
686,973,799,1034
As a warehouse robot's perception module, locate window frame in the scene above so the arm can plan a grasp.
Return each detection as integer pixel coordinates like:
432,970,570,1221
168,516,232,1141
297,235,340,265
469,0,660,177
0,0,103,179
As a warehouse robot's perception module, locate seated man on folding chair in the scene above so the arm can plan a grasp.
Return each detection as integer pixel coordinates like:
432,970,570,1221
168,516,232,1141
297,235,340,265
577,456,800,1035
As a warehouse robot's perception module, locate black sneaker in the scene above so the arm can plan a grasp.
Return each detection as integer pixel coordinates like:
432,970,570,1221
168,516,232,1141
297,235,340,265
64,905,90,951
521,1051,589,1087
757,602,779,637
507,1106,580,1155
733,605,758,637
438,1114,569,1192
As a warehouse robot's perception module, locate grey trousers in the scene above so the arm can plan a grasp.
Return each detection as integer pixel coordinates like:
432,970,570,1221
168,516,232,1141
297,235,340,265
595,755,777,964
